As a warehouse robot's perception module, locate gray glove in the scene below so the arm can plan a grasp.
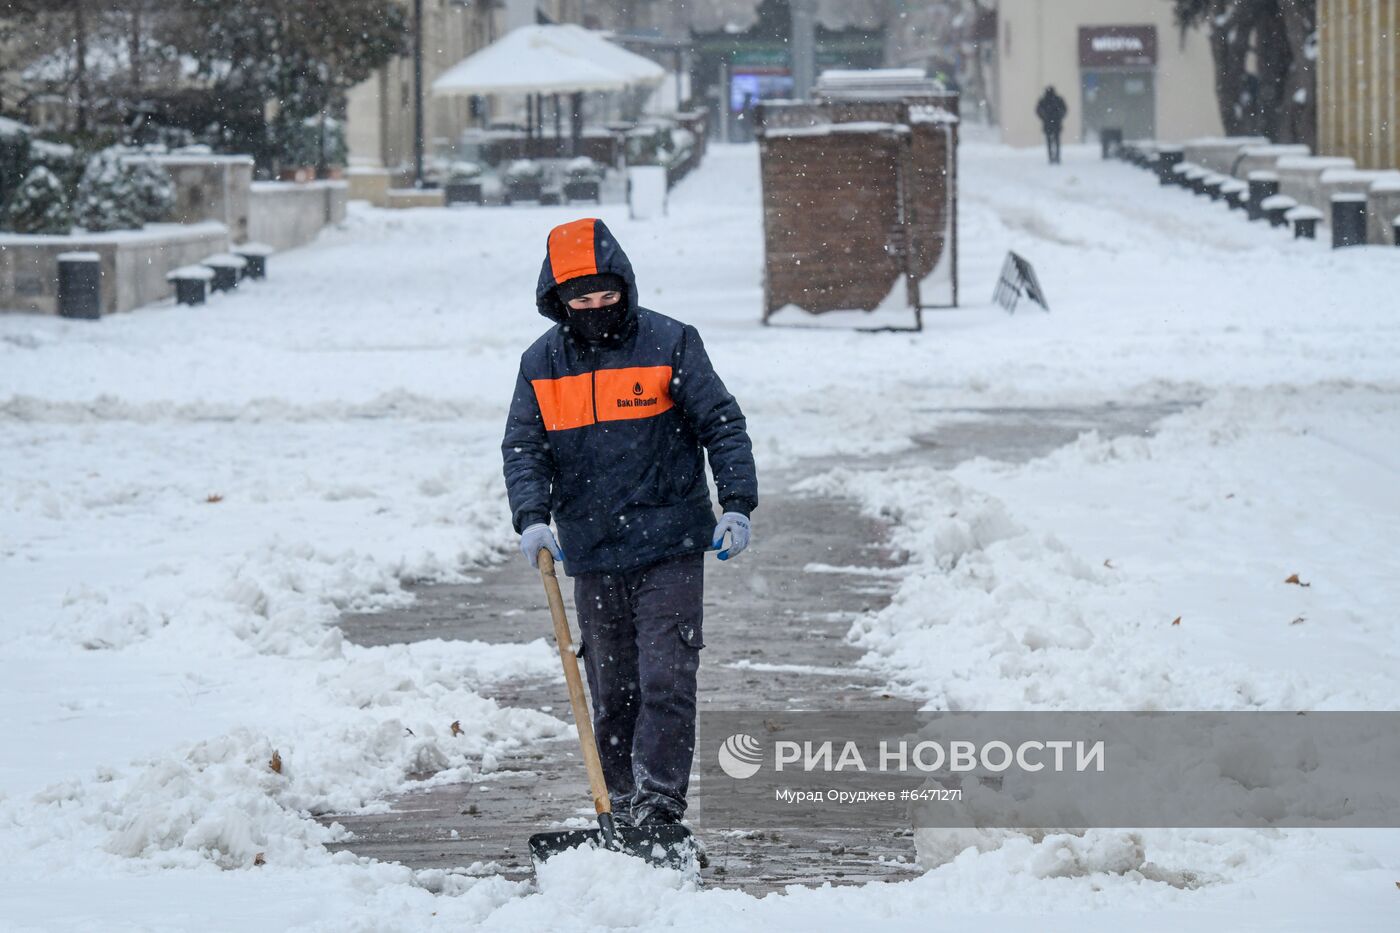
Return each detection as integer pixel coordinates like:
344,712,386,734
520,523,563,568
711,512,751,561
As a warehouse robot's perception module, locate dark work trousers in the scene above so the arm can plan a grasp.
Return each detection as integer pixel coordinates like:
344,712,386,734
1045,129,1062,164
573,550,704,818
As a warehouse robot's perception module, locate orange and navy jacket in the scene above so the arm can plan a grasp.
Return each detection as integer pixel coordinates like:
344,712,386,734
502,218,757,575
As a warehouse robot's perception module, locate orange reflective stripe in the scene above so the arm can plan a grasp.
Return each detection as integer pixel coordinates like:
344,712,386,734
531,372,595,431
547,218,598,284
594,365,673,422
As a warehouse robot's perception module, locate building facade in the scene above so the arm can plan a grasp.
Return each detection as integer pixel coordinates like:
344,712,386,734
1317,0,1399,169
993,0,1223,147
346,0,590,173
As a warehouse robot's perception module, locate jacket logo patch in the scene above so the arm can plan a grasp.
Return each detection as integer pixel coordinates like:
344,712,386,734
596,366,674,423
532,366,674,430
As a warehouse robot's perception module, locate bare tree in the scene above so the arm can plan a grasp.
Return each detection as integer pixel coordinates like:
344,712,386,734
1172,0,1316,147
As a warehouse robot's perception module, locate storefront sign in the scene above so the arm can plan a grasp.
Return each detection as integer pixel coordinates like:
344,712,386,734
1079,26,1157,68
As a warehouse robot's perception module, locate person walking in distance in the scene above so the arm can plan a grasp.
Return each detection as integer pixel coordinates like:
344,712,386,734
1036,85,1068,164
502,217,758,826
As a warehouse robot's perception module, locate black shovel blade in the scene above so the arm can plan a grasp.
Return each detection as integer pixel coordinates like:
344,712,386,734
529,823,696,872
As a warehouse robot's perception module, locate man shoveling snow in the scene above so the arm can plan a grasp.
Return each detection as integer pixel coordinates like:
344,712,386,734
502,217,758,828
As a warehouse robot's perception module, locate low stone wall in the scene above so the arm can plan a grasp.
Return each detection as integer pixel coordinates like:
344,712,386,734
1276,156,1356,211
1318,169,1400,239
1233,144,1312,179
1183,136,1269,175
1367,182,1400,245
386,188,445,209
0,221,228,315
152,155,254,242
347,167,391,207
247,180,348,251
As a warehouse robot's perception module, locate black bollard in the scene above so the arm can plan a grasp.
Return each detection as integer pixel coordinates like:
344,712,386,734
233,242,274,280
1262,195,1297,228
202,254,248,291
1331,194,1368,248
1222,180,1248,210
1100,128,1123,159
57,251,102,320
1156,146,1184,185
166,266,213,305
1247,172,1280,221
1289,206,1322,239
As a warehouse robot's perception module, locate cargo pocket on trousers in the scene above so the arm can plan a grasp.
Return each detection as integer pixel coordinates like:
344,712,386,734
677,620,705,650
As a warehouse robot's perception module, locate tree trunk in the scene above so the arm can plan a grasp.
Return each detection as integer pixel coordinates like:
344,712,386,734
130,3,142,92
1207,2,1254,137
74,0,88,133
1253,2,1292,140
1278,0,1317,147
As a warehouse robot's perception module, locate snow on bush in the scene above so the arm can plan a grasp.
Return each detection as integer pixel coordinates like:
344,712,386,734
3,165,71,235
74,148,145,232
127,156,176,224
504,159,542,180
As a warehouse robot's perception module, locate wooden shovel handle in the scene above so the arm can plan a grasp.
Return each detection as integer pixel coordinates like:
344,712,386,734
538,548,612,817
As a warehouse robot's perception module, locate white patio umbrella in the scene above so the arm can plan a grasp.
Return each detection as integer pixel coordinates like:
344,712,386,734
432,25,664,97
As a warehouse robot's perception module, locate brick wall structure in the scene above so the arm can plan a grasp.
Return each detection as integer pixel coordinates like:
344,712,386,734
758,122,912,316
757,94,959,323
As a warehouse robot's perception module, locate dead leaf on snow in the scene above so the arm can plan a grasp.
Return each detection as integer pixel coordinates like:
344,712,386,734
1290,616,1305,625
253,852,266,866
205,493,223,504
1103,559,1115,569
1284,573,1311,587
269,750,282,774
1171,616,1182,627
451,720,463,737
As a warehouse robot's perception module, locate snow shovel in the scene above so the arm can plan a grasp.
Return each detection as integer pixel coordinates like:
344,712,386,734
528,548,697,872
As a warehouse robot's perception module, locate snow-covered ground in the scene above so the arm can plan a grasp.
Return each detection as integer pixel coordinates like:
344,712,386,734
2,140,1397,930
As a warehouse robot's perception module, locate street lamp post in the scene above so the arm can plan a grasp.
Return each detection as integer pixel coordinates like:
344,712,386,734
413,0,425,187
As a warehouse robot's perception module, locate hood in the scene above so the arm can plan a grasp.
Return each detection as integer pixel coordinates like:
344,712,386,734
535,217,640,324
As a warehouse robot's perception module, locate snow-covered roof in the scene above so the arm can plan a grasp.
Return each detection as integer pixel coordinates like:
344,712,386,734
763,121,909,138
1284,205,1323,221
815,68,948,101
432,25,664,97
688,0,883,34
1260,194,1297,209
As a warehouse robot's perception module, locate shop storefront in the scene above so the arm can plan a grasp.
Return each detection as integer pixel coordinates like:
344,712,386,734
1078,26,1157,141
993,0,1221,148
690,0,883,143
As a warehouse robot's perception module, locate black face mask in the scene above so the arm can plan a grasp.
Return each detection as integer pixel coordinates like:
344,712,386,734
565,299,629,346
